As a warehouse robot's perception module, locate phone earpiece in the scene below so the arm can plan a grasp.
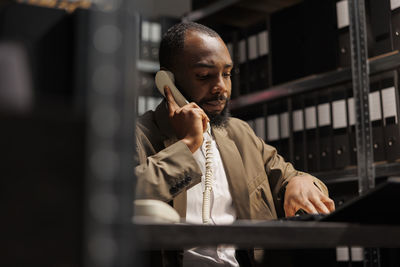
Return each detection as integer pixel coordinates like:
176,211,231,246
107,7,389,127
155,70,188,107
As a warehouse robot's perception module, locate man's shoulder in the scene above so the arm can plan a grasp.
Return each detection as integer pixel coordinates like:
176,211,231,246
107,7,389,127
136,110,158,134
225,117,253,131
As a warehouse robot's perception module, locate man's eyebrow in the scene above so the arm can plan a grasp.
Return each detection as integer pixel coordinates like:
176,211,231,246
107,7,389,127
193,62,234,68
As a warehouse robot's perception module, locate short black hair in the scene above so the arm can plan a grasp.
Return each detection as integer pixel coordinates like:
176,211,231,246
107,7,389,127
159,22,220,70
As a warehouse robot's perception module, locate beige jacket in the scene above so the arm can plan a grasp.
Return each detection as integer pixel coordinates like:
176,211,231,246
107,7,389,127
135,100,328,220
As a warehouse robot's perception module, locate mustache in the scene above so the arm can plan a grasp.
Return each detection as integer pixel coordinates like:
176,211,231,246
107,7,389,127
198,95,229,105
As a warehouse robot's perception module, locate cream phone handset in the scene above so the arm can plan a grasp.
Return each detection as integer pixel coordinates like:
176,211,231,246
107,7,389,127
155,70,214,224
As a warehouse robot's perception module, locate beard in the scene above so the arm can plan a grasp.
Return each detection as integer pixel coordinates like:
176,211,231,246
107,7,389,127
206,100,230,128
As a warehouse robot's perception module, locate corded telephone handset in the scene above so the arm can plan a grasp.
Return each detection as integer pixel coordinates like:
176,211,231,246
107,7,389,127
155,70,214,224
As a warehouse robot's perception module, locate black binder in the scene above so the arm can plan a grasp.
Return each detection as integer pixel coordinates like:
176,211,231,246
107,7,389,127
369,79,386,163
279,99,291,161
368,0,392,56
292,96,306,171
317,90,333,171
256,29,270,91
238,32,249,95
266,101,282,154
332,85,351,169
391,5,400,51
346,88,358,166
304,93,318,172
381,72,400,162
336,0,351,68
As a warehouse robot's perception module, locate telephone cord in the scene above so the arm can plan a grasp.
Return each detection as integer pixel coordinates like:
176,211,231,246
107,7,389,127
202,139,213,224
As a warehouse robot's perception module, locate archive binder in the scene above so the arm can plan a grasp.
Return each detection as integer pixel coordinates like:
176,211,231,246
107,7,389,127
279,99,291,161
247,30,259,93
238,33,249,95
369,79,386,163
381,71,400,162
257,29,270,91
292,96,306,171
336,0,351,68
267,101,282,154
391,3,400,51
304,93,318,172
317,90,333,171
346,89,358,166
332,85,351,169
368,0,392,56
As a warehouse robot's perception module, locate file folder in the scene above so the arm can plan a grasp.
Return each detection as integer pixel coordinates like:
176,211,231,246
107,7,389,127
318,90,333,171
257,30,270,91
238,37,249,95
346,90,358,167
267,101,282,154
292,96,306,171
279,100,291,161
332,85,351,169
381,71,400,162
304,93,318,172
391,2,400,51
369,80,386,163
336,0,351,68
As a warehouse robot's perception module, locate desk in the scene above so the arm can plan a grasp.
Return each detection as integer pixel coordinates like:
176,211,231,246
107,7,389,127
134,220,400,250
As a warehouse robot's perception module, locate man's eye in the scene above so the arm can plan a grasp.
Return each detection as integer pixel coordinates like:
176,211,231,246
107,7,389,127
197,74,209,80
223,72,232,78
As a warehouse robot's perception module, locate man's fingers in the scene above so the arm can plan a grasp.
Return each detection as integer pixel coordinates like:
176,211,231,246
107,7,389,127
301,201,319,215
164,86,180,116
310,198,331,214
322,196,336,212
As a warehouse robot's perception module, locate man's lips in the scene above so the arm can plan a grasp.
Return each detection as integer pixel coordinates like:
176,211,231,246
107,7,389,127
201,100,226,111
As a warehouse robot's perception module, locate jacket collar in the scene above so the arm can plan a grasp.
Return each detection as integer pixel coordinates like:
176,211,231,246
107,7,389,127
153,101,251,220
213,126,251,220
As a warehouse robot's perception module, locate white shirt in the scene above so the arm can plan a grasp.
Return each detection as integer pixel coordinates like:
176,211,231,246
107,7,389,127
183,131,239,267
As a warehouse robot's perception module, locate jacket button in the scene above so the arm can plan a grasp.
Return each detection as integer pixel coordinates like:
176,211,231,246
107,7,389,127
185,176,192,183
169,186,178,194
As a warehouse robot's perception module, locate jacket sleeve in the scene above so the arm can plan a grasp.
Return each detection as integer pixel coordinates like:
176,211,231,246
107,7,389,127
259,139,328,201
134,126,202,202
236,121,329,208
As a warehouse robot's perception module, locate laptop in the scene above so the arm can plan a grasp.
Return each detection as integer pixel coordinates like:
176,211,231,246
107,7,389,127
283,177,400,225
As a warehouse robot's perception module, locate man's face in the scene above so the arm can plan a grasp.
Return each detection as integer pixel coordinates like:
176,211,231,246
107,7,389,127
171,30,233,126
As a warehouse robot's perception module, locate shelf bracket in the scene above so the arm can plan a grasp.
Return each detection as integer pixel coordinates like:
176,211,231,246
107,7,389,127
348,0,375,195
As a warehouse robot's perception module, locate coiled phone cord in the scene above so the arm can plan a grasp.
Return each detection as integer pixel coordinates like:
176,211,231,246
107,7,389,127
202,139,213,224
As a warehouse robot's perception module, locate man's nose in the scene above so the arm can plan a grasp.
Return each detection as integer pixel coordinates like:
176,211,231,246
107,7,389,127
211,75,228,95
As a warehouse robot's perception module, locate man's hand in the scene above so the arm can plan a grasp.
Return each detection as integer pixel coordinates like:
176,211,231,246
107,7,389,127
164,86,209,153
283,175,335,217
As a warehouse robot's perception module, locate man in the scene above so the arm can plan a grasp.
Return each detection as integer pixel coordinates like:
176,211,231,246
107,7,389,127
135,22,335,266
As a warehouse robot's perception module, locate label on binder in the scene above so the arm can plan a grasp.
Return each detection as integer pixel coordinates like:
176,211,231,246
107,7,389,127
369,91,382,121
293,110,304,132
318,103,331,127
150,22,161,43
239,39,246,64
391,0,400,10
141,21,150,41
248,35,258,60
348,97,356,126
333,100,347,129
382,87,397,122
254,117,266,140
258,30,269,56
280,112,289,138
267,115,279,141
336,0,349,29
305,106,317,129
